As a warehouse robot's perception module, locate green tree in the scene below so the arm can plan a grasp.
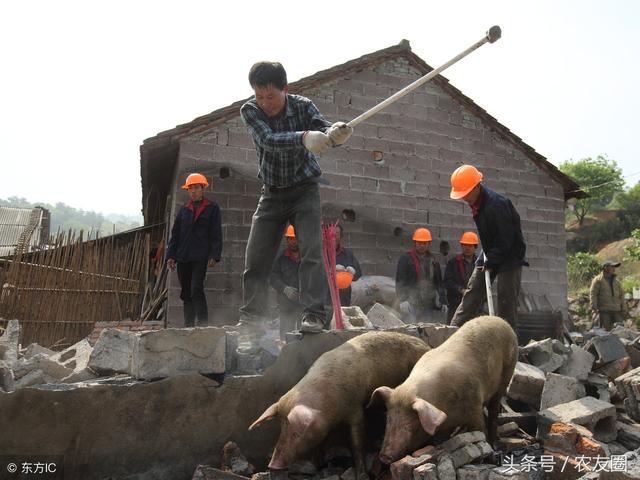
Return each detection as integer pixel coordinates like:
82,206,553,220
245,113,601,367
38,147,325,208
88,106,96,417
567,252,601,292
626,229,640,262
560,155,625,226
612,181,640,232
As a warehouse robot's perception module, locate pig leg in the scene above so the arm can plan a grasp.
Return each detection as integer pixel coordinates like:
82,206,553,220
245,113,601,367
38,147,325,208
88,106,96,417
487,390,506,444
465,405,486,434
348,411,369,480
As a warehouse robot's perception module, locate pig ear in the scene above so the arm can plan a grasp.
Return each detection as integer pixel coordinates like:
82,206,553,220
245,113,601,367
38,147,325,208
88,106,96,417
412,398,447,436
287,404,318,433
249,402,279,431
367,386,394,409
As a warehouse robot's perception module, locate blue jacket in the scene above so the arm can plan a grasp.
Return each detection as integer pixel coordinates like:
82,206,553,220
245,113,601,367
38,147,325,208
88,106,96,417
473,185,528,273
167,198,223,263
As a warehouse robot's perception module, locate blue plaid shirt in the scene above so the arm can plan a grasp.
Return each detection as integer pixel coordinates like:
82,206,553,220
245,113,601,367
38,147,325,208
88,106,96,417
240,94,332,187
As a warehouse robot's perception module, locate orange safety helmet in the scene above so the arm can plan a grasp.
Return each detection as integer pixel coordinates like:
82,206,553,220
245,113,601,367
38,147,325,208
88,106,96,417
450,165,483,199
460,231,479,245
412,228,432,242
285,225,296,238
336,270,353,289
181,173,209,190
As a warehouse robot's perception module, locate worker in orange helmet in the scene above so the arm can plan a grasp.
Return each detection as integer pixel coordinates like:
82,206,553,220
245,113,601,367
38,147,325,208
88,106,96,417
395,227,444,323
448,165,528,334
269,225,303,339
334,224,362,307
167,173,222,327
443,232,479,323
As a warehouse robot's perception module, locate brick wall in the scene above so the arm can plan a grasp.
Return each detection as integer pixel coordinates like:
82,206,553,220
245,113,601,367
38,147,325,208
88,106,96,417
165,57,568,326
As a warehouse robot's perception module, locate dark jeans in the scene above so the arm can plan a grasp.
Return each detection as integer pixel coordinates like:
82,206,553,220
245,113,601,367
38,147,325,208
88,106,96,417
177,260,208,327
450,267,521,333
599,311,625,330
240,182,327,324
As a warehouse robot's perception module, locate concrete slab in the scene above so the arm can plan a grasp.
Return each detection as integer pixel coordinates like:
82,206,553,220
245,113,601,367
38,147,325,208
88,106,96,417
88,328,137,375
22,343,55,359
507,362,546,408
0,319,20,366
0,359,15,392
540,373,586,410
585,334,628,366
13,353,73,382
132,327,226,379
520,339,569,373
331,306,374,330
367,303,405,329
557,345,595,382
538,397,618,442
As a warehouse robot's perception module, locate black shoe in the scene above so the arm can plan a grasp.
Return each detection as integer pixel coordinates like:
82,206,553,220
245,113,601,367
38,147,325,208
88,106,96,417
300,313,324,333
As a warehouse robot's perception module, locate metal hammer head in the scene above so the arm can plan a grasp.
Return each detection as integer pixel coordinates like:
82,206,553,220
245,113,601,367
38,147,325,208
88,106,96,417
486,25,501,43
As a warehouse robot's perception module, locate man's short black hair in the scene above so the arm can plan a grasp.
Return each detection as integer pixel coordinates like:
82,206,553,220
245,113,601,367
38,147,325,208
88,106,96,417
248,62,288,90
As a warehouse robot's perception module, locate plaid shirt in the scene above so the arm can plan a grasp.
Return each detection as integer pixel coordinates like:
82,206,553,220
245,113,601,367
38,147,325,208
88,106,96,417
240,94,332,187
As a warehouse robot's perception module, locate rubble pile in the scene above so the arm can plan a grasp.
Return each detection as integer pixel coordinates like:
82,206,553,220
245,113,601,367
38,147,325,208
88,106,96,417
5,304,640,480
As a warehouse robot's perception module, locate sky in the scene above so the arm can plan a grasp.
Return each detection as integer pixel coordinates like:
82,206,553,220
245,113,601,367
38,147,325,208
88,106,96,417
1,1,639,216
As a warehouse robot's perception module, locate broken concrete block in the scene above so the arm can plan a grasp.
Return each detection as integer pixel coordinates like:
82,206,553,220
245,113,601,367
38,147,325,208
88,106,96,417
441,431,486,452
451,443,483,468
542,422,579,454
611,326,640,342
520,338,570,373
540,373,586,410
14,368,47,389
585,334,628,366
412,463,438,480
132,327,226,379
457,464,494,480
412,445,438,458
418,323,457,349
557,345,595,381
391,454,433,480
0,359,15,392
22,343,55,359
594,356,630,381
331,306,373,330
192,466,250,480
624,340,640,369
88,328,137,375
13,353,73,382
507,362,546,408
538,396,618,442
0,319,20,365
436,453,456,480
61,367,98,383
616,421,640,450
221,441,254,477
52,339,92,373
340,467,356,480
367,303,406,328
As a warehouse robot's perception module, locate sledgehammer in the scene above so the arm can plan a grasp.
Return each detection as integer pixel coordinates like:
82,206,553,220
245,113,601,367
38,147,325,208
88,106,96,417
346,26,502,128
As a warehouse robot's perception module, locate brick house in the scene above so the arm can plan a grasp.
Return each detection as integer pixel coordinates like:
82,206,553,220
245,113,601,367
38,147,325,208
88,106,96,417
140,40,583,327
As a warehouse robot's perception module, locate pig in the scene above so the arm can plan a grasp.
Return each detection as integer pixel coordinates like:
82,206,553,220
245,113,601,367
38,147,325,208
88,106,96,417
249,331,430,478
369,315,518,464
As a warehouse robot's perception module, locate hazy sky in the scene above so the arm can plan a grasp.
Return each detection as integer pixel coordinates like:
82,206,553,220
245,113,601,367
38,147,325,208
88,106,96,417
1,1,638,216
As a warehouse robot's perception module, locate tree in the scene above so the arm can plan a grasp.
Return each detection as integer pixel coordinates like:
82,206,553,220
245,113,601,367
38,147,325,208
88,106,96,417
626,229,640,262
560,155,625,226
612,181,640,233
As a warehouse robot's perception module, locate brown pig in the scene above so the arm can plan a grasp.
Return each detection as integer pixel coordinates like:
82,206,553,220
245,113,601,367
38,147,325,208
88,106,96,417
369,316,518,464
249,331,429,477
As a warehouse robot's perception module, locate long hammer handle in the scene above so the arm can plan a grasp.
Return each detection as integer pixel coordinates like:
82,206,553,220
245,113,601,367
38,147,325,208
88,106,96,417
347,26,501,128
484,268,495,316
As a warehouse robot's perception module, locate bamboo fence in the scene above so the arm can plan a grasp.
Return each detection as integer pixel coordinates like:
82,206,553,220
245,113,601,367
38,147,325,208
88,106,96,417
0,226,166,348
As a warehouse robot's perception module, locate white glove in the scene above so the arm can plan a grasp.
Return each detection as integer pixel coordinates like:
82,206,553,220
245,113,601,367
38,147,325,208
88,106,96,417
336,264,346,272
283,286,300,301
327,122,353,146
399,301,411,314
346,266,356,276
302,131,331,154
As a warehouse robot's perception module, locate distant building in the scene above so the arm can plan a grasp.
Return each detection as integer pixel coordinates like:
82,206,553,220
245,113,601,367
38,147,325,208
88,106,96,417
0,206,50,256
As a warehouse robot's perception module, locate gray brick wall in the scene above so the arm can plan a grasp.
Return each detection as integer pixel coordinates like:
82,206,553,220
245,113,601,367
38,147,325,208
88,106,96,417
165,57,568,326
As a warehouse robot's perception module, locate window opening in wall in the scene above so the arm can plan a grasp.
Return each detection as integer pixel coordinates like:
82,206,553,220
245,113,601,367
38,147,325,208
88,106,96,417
439,240,450,257
372,151,384,166
393,227,403,237
219,167,230,179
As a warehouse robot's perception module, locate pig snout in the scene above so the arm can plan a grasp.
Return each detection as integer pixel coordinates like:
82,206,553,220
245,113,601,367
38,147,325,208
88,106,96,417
379,452,395,465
